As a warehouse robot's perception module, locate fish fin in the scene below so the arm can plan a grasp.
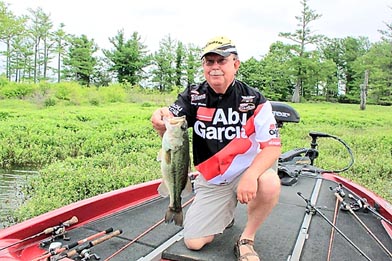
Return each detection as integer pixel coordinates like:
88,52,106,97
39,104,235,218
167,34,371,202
181,177,193,197
157,182,169,197
165,208,183,227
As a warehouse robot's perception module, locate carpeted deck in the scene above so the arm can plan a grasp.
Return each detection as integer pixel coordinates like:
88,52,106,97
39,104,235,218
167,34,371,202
44,176,391,261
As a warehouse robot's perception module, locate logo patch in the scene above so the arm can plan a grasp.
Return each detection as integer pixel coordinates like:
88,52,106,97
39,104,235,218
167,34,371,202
240,96,255,103
191,94,206,102
239,103,255,112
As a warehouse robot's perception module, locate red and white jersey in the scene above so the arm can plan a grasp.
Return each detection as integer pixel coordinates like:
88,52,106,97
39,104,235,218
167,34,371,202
169,80,281,185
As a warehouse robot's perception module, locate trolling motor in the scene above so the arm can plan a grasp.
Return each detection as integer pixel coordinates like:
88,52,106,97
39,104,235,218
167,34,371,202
278,132,355,186
270,102,354,186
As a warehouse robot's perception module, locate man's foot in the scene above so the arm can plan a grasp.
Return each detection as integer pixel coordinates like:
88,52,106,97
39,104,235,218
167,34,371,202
234,237,260,261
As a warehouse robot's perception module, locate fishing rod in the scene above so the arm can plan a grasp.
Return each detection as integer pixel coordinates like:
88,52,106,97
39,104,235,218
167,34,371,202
346,192,392,226
104,196,195,261
334,192,392,259
54,229,122,261
297,192,372,261
327,184,345,261
0,216,78,252
31,227,114,261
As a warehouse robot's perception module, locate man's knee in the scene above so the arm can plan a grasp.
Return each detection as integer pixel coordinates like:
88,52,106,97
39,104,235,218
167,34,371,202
258,169,281,198
184,235,214,250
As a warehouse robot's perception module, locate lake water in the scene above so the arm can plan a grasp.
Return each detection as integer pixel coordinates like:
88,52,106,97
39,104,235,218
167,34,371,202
0,169,38,229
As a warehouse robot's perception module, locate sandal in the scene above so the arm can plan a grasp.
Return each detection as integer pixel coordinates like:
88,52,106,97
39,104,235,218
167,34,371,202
234,237,260,261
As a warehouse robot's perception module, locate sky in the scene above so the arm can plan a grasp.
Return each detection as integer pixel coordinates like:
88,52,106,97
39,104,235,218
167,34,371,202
4,0,392,60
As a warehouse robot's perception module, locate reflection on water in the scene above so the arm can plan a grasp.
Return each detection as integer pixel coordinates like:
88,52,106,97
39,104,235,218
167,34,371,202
0,169,38,229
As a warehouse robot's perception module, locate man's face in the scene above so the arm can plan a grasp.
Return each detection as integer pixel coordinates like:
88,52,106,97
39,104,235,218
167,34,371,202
202,53,240,93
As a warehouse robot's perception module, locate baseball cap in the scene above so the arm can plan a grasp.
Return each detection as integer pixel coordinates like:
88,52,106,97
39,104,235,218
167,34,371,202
201,36,238,59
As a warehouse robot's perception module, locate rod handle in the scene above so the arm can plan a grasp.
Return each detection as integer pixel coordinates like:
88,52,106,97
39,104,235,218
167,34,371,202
66,230,122,257
43,216,78,234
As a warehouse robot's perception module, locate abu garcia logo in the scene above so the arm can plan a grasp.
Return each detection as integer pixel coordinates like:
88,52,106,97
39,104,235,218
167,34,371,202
194,108,248,140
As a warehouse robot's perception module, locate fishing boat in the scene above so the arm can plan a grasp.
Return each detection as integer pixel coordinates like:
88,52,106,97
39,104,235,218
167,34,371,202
0,103,391,261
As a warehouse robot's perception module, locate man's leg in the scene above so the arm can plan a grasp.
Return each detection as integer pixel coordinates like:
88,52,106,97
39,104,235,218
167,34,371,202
238,169,281,259
183,175,238,250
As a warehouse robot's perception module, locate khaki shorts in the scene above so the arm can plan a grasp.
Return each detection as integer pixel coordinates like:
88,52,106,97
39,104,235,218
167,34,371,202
183,162,278,239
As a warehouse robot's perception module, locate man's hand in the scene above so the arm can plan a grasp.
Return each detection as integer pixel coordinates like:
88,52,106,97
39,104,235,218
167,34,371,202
237,173,258,204
150,107,172,137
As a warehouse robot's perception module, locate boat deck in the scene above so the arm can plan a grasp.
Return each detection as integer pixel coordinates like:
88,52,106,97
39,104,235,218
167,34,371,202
38,176,391,261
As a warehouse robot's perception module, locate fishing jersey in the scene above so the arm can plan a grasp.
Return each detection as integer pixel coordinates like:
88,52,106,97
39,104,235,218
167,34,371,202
168,80,281,185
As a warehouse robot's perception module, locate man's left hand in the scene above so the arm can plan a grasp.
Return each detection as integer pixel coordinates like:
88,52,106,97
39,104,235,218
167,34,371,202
237,173,258,204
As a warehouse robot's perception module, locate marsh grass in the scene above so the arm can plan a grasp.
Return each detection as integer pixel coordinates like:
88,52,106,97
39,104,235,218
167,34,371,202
0,88,390,224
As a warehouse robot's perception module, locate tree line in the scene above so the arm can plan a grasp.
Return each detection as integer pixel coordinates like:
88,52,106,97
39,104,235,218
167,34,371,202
0,0,391,105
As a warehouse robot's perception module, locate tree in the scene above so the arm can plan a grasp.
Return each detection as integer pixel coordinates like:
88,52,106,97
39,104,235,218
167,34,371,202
321,37,371,103
174,41,186,87
378,6,392,42
354,41,392,105
103,30,150,85
52,23,69,83
279,0,324,103
63,34,97,86
255,42,297,101
151,35,177,92
0,2,26,80
183,43,202,86
238,57,265,91
27,7,53,82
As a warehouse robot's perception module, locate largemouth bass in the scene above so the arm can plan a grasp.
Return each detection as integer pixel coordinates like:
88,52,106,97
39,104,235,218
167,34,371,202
157,116,192,226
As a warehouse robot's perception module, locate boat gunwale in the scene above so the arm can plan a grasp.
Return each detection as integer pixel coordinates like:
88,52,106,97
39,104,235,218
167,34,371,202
322,173,392,224
0,179,162,242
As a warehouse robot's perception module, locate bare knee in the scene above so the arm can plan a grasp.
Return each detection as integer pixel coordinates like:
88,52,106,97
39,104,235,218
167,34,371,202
184,235,214,250
258,170,281,200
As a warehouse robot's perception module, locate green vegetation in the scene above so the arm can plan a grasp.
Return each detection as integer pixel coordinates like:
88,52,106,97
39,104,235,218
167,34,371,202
1,1,391,105
0,84,391,227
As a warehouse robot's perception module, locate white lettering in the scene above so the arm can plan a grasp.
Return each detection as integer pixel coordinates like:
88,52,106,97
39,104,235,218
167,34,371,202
212,108,247,125
194,109,249,140
194,121,248,140
228,108,239,124
213,109,227,125
194,121,206,138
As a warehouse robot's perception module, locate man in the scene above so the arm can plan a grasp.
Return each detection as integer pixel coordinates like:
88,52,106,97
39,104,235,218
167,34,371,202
151,36,281,261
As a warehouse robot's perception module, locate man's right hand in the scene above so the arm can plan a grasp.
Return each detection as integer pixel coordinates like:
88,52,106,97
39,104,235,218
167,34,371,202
151,107,172,137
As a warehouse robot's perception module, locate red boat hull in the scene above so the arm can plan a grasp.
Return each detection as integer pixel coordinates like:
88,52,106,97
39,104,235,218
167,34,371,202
0,180,161,260
0,175,391,260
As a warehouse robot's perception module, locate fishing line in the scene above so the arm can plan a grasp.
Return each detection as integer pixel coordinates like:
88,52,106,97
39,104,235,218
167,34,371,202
335,193,392,259
0,216,78,252
346,191,392,226
297,192,372,261
61,229,122,260
327,185,345,261
104,196,195,261
31,227,114,261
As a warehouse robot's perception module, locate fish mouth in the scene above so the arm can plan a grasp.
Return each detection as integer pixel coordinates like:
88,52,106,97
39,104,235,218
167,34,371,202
168,116,186,125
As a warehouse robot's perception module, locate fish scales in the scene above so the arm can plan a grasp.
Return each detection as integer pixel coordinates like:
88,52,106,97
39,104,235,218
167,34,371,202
158,116,192,226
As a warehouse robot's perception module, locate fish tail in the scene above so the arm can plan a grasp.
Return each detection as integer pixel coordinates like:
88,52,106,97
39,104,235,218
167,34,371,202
165,208,183,227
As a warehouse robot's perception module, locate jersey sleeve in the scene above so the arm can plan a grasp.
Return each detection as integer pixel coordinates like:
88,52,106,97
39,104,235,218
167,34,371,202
254,101,281,148
168,87,196,126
